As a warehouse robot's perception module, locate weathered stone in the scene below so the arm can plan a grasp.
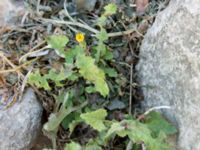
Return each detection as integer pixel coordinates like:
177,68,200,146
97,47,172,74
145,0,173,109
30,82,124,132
136,0,200,149
0,0,24,26
0,88,43,150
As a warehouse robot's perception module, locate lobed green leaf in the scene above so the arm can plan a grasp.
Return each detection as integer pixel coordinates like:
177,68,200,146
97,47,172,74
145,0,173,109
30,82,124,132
46,35,69,58
104,3,117,16
81,109,107,132
65,141,81,150
144,111,178,136
76,54,109,97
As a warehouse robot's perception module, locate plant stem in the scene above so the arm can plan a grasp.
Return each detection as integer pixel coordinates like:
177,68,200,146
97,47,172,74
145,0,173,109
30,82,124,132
38,18,99,34
37,18,140,37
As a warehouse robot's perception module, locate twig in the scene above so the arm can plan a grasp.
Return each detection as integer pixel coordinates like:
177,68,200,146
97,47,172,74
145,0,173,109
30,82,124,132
62,0,79,33
143,106,171,116
62,22,79,33
117,62,131,68
0,59,36,74
0,52,24,78
128,43,134,115
64,0,75,22
29,40,46,52
38,18,99,34
18,67,33,101
21,11,30,26
37,0,41,15
129,64,133,115
0,52,16,68
108,28,142,37
37,18,139,37
19,45,49,63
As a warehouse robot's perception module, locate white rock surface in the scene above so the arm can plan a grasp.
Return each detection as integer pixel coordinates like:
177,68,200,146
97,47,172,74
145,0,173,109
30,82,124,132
0,0,24,26
0,88,43,150
136,0,200,149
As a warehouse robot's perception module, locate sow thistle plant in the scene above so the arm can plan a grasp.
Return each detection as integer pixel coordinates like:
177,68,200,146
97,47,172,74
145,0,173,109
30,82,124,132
28,3,177,150
28,32,109,97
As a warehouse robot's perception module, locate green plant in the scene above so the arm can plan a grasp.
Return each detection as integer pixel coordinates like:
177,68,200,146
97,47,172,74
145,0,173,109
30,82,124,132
28,3,177,150
64,109,177,150
29,33,110,97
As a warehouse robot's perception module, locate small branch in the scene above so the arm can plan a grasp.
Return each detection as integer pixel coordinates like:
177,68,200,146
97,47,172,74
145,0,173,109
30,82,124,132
62,0,79,33
19,46,49,63
29,40,46,52
128,42,134,115
129,64,133,115
0,59,36,74
38,18,99,34
37,18,139,37
0,52,24,78
143,106,171,116
37,0,41,15
108,28,142,37
64,0,75,22
18,68,33,101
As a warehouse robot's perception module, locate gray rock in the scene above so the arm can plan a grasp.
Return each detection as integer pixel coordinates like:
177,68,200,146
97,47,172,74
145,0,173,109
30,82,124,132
0,0,24,26
0,88,43,150
136,0,200,149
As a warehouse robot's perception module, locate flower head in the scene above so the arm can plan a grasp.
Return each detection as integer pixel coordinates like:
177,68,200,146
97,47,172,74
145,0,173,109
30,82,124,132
76,33,85,43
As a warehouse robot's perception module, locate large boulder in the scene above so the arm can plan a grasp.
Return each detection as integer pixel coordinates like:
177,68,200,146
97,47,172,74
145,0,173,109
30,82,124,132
136,0,200,149
0,88,43,150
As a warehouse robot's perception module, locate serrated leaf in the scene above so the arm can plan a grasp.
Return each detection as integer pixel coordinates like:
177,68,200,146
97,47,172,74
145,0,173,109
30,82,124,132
105,121,125,139
84,144,102,150
76,54,109,97
145,111,177,136
81,109,107,132
102,67,118,77
96,28,108,42
104,3,117,16
61,112,80,129
105,119,172,150
85,86,96,94
95,28,108,62
29,65,74,90
126,120,172,150
65,46,84,64
47,35,69,49
103,50,113,60
45,67,73,86
65,141,81,150
95,42,107,62
83,139,102,150
65,49,76,64
46,35,69,57
67,73,79,81
97,16,107,26
28,70,51,90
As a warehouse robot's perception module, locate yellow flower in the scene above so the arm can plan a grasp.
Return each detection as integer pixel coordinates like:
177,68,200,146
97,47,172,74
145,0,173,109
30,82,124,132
76,33,85,43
